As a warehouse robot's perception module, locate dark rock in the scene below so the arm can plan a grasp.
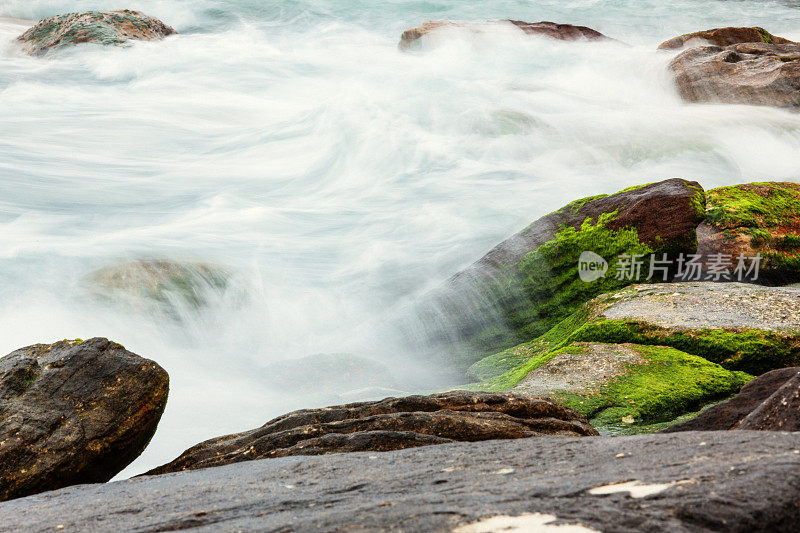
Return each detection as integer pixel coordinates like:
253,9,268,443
409,178,705,368
658,26,794,51
0,338,168,502
662,367,800,432
399,20,610,50
738,371,800,431
668,42,800,107
17,10,176,56
697,182,800,284
146,391,597,475
2,432,799,531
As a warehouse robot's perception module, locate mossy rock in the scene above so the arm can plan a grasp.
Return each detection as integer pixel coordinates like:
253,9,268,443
17,10,176,56
416,179,705,369
698,182,800,284
506,341,749,434
87,259,232,318
471,282,800,394
657,27,794,51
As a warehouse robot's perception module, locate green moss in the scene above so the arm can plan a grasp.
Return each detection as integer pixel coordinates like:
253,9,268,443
755,27,775,44
706,182,800,230
570,318,800,375
557,194,609,216
777,234,800,250
553,344,751,430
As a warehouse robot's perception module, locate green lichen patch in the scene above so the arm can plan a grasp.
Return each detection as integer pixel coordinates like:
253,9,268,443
755,27,775,44
552,344,751,432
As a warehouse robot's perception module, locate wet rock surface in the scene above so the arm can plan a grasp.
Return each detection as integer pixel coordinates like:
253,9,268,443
1,431,798,532
0,338,168,502
147,391,597,475
17,10,176,56
399,20,610,50
658,26,794,51
669,42,800,107
663,367,800,432
737,371,800,431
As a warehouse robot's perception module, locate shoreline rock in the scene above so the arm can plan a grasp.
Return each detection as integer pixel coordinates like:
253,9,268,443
658,26,794,51
0,338,168,502
17,10,176,56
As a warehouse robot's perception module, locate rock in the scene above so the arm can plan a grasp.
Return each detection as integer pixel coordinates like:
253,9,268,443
0,338,168,502
87,259,232,318
668,42,800,107
399,20,610,50
663,367,800,432
737,371,800,431
411,179,705,368
17,10,176,56
509,342,749,432
146,391,597,475
698,182,800,284
264,353,396,395
1,431,798,531
658,26,794,51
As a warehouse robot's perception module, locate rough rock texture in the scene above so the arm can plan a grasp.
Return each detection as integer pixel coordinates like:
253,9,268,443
147,391,598,475
88,259,231,318
1,432,799,532
17,10,176,56
399,20,610,50
668,42,800,107
738,371,800,431
410,179,705,368
663,367,800,432
0,338,168,502
698,182,800,284
508,342,749,432
658,27,794,51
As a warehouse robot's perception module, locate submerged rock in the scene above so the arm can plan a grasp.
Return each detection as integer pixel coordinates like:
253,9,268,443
668,42,800,107
147,391,597,475
3,432,799,531
662,367,800,432
0,338,168,502
737,370,800,431
510,342,749,431
412,179,705,369
698,182,800,284
17,10,176,56
88,259,232,318
399,20,610,50
658,26,794,51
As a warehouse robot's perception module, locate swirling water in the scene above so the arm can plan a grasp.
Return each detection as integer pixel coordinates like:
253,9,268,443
1,0,799,477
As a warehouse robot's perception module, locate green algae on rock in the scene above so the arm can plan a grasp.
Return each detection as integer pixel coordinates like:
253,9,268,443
657,26,794,51
17,10,176,56
418,179,705,369
698,181,800,283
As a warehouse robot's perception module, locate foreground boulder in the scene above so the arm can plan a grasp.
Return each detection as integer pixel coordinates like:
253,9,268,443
737,371,800,431
17,10,176,56
147,391,597,475
663,367,799,432
399,20,610,50
698,182,800,284
2,432,798,531
88,259,232,318
509,342,749,431
658,26,794,51
668,42,800,107
0,338,168,501
409,179,705,368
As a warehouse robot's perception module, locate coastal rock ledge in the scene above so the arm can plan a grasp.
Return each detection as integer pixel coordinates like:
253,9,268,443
0,338,168,502
17,10,176,56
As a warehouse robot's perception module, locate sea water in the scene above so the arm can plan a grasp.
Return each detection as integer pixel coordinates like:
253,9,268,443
1,0,799,477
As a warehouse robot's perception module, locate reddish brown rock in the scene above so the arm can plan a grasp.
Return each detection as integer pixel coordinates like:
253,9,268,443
146,391,597,475
0,338,169,502
658,27,794,51
737,371,800,431
668,42,800,107
399,20,611,50
661,367,800,432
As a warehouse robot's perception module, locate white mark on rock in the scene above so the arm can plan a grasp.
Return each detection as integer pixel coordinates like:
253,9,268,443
588,480,688,498
495,468,515,475
453,513,599,532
